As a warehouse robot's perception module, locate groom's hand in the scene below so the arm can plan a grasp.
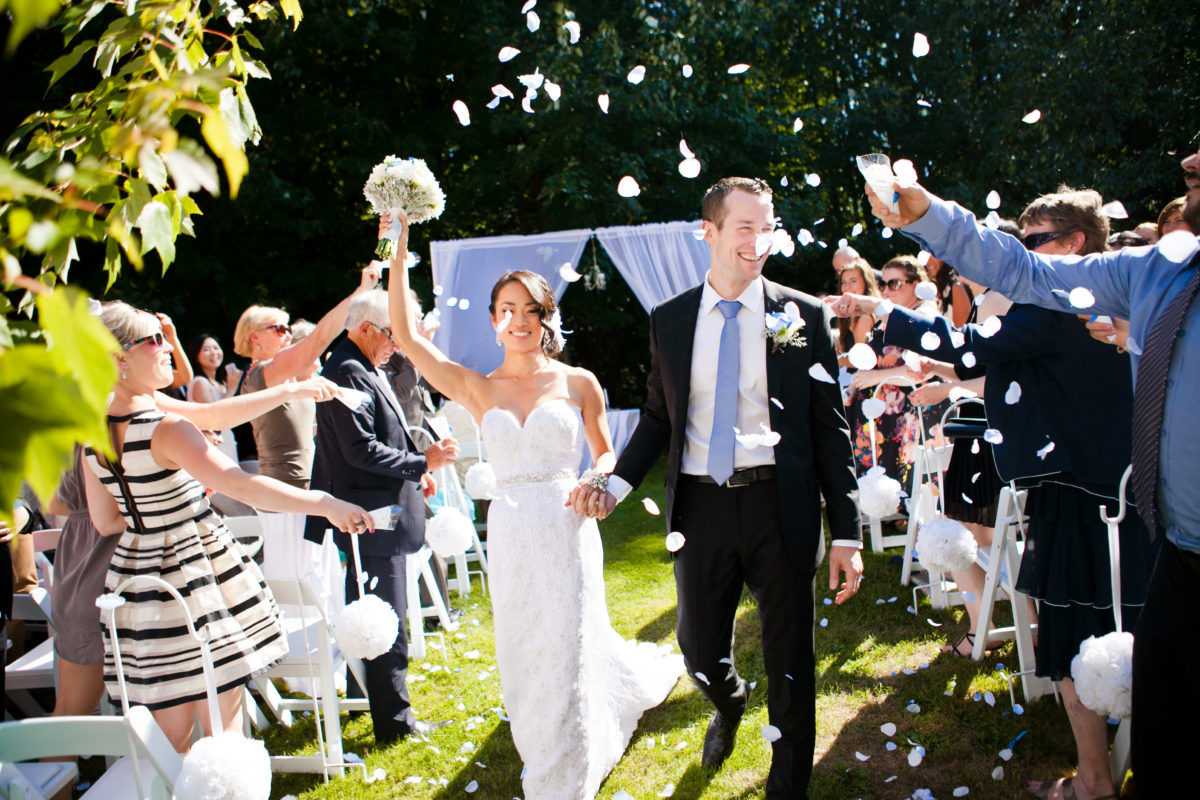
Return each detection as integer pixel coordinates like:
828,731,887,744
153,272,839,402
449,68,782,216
567,484,617,519
829,545,864,605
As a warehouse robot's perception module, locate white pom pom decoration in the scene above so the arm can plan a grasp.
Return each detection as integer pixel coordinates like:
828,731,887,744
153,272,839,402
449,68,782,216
336,594,400,660
174,733,271,800
1071,631,1134,719
858,467,903,519
465,462,498,500
915,518,977,574
426,508,476,558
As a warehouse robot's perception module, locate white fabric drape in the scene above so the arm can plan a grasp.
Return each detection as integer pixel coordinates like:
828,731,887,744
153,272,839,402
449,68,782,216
594,220,710,313
430,229,592,374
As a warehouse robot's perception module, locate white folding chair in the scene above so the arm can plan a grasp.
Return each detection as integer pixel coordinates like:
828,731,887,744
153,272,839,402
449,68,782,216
406,545,455,662
221,514,264,559
0,706,180,800
253,576,369,779
5,586,56,719
28,529,61,591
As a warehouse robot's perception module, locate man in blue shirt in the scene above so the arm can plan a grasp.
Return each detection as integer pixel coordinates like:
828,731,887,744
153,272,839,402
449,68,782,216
855,148,1199,798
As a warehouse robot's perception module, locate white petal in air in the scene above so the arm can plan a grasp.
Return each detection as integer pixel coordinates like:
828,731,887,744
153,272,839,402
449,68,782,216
792,117,803,133
452,100,470,126
693,672,709,685
642,497,660,515
665,532,686,552
727,63,750,74
893,159,918,188
491,84,514,99
978,316,1002,338
563,20,581,44
598,93,610,113
805,173,821,187
1068,287,1096,309
1022,109,1041,124
798,228,814,246
559,262,583,282
881,227,895,239
520,0,536,12
498,46,521,62
1036,441,1056,460
861,397,887,421
544,81,561,102
617,175,640,197
848,343,878,370
920,331,941,351
485,97,500,109
986,190,1001,209
916,250,932,267
852,223,864,237
914,280,938,301
761,725,782,742
1100,200,1128,219
809,363,835,384
1158,229,1199,263
521,95,534,113
679,138,695,159
912,32,930,57
984,211,1001,229
518,70,544,89
682,64,693,78
627,65,646,84
1005,381,1021,404
917,99,932,108
755,233,773,258
495,310,512,336
526,11,540,31
772,228,796,257
949,330,965,347
678,158,701,179
984,429,1004,445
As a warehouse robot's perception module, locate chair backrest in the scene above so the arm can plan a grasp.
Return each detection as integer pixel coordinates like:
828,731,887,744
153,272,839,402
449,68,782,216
10,586,53,625
29,529,62,554
0,707,181,800
221,515,264,558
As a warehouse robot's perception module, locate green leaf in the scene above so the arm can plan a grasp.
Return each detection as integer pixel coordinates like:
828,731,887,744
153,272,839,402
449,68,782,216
45,39,95,87
0,157,62,202
138,144,169,191
201,111,248,197
279,0,303,30
37,287,119,412
2,0,63,56
135,198,175,269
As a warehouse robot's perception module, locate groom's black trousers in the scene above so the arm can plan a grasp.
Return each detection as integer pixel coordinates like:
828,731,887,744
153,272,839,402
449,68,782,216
673,475,817,800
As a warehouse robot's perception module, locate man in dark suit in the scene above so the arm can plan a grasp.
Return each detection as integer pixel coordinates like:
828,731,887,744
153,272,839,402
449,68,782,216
303,288,458,744
577,178,863,799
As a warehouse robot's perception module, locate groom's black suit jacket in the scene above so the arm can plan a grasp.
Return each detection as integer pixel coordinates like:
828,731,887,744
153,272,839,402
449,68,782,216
613,279,861,570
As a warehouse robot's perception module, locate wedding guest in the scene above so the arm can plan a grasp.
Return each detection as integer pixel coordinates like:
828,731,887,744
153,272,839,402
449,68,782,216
185,334,239,462
835,257,878,354
1133,222,1159,244
83,300,371,752
1157,195,1191,238
831,244,860,274
848,255,940,486
862,159,1200,797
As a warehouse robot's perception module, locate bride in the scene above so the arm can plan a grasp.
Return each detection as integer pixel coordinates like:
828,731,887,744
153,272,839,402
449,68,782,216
383,215,683,799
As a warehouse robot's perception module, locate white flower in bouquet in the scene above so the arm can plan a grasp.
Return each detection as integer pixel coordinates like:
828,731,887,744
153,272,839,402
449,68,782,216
858,466,903,519
1072,631,1133,718
336,593,400,660
914,517,977,575
363,155,446,258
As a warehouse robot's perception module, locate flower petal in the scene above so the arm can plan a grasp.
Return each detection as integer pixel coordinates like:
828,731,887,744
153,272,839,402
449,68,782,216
627,65,646,84
563,20,581,43
808,363,835,383
1022,109,1041,124
498,46,521,62
598,93,610,113
617,175,640,197
559,262,583,282
986,190,1001,210
1004,381,1021,404
848,342,878,370
665,532,686,552
678,158,701,179
727,63,750,74
1068,287,1096,309
642,497,660,515
452,100,470,126
912,32,930,57
682,64,693,78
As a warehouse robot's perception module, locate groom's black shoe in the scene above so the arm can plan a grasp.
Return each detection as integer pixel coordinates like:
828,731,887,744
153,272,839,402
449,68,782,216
701,710,742,768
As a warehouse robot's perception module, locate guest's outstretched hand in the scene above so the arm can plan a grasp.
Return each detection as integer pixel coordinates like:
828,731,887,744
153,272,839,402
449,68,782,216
829,544,864,605
292,376,340,402
828,292,885,319
865,178,933,229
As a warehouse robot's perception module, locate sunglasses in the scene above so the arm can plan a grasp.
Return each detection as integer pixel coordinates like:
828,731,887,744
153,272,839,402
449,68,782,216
123,331,167,351
263,323,292,336
368,321,394,343
880,278,914,291
1022,231,1063,251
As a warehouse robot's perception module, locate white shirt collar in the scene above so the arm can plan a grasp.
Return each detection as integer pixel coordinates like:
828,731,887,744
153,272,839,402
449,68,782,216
700,273,765,316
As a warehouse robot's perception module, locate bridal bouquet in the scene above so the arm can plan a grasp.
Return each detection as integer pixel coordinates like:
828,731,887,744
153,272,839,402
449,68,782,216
363,156,446,258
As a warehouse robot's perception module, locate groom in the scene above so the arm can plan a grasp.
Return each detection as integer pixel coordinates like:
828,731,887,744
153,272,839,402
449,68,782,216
580,177,863,798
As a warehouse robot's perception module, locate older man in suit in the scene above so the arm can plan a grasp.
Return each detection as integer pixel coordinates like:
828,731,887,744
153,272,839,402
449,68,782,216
304,289,458,745
577,178,863,799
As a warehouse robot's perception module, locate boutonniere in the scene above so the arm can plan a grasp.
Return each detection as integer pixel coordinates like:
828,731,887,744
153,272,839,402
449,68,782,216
764,301,807,353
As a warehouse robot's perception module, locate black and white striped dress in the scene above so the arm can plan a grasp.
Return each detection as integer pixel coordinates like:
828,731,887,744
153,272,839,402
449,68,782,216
87,410,287,710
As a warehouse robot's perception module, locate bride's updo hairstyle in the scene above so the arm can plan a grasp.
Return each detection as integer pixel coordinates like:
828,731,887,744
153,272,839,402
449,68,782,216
98,300,159,348
488,270,563,358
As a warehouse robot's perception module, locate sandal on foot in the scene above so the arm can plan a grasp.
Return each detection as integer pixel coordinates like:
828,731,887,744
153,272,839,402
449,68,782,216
940,632,975,657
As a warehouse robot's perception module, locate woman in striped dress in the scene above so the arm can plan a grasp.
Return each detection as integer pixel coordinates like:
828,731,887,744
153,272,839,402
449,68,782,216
83,301,374,752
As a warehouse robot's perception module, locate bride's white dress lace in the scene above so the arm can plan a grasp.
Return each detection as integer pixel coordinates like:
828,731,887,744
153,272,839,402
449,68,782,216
482,398,684,800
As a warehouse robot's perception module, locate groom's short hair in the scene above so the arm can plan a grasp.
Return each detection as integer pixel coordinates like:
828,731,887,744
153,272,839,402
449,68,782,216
702,177,773,229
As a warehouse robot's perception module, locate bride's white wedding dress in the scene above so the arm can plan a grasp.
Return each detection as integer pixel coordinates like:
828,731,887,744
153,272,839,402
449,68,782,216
482,398,684,800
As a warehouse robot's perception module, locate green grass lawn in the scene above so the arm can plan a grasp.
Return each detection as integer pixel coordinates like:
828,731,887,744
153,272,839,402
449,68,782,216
263,458,1121,800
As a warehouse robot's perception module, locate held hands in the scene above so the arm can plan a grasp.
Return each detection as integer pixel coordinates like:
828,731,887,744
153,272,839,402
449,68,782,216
322,495,375,535
566,482,617,519
864,179,933,229
828,292,885,319
829,544,864,605
424,437,460,471
292,376,340,403
909,380,952,407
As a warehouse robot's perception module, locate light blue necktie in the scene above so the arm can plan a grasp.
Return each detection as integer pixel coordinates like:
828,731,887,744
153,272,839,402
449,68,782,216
708,299,741,485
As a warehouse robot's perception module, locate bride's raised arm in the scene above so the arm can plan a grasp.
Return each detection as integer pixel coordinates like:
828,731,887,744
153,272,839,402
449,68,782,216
383,213,491,417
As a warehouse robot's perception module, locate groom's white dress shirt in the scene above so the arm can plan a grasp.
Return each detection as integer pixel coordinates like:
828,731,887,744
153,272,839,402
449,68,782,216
606,275,862,550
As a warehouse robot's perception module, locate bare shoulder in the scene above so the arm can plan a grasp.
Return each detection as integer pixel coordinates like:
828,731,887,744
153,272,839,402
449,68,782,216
561,362,602,397
152,413,204,445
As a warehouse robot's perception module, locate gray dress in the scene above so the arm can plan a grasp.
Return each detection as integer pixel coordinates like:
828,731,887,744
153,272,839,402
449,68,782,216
51,447,120,664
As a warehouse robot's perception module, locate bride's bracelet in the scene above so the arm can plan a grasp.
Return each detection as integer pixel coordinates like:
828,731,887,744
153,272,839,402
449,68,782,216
581,470,610,492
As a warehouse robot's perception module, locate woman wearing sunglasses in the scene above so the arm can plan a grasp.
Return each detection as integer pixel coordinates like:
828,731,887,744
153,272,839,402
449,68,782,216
834,187,1156,800
81,301,372,753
